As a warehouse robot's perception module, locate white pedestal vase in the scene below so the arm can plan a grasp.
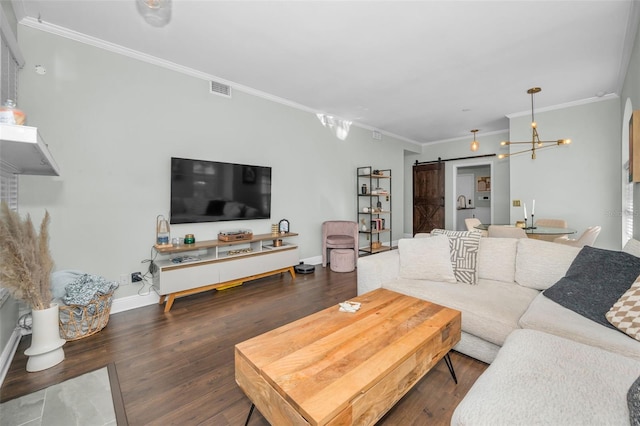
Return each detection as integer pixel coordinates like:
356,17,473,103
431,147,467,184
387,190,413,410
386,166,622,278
24,303,66,372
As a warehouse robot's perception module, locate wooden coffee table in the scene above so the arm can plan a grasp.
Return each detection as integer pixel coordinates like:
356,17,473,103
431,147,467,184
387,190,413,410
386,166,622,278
235,288,461,425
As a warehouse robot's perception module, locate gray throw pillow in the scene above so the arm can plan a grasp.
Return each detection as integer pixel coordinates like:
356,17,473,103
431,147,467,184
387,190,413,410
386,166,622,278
543,246,640,330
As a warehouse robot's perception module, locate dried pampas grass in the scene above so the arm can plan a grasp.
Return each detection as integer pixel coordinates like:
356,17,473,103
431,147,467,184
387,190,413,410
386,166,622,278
0,202,53,310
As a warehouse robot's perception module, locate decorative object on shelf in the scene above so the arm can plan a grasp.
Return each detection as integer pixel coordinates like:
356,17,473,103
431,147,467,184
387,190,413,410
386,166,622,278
218,229,253,241
316,113,352,140
469,129,480,152
279,219,290,234
273,239,283,247
0,99,26,125
361,183,367,195
184,233,195,244
498,87,571,159
0,202,65,371
155,215,172,248
271,223,279,235
360,218,367,231
227,247,253,255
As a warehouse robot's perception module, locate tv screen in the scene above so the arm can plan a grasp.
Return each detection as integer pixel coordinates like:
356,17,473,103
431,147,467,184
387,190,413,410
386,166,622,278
170,157,272,224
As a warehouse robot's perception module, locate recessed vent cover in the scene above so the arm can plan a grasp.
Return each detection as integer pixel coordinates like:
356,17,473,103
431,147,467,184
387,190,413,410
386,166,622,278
209,80,232,98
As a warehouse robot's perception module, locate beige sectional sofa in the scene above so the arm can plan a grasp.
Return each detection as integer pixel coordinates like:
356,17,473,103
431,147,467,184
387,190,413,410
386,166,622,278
357,234,640,424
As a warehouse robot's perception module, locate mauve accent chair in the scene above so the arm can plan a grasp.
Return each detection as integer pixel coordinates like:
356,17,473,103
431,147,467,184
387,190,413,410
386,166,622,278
322,221,358,268
553,226,602,247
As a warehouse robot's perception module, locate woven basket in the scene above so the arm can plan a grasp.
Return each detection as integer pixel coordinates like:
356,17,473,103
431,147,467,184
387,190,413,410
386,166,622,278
58,291,114,341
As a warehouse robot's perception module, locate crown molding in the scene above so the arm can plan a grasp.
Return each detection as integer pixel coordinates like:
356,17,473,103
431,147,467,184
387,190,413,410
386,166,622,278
18,17,422,148
505,93,619,119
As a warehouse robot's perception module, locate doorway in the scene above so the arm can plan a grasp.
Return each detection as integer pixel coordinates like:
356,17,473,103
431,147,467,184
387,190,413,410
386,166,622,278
454,163,493,231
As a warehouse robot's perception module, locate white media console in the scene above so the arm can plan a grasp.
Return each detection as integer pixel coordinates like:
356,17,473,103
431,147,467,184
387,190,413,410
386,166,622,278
152,232,299,312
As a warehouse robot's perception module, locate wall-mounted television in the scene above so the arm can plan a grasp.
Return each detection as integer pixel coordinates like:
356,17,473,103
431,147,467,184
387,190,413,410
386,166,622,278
170,157,272,224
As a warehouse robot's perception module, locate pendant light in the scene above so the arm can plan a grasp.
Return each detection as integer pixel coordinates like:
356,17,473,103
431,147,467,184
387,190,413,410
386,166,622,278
498,87,571,159
470,129,480,152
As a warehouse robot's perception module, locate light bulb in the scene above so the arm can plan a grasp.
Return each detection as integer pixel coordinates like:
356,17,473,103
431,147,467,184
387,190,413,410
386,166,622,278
470,140,479,151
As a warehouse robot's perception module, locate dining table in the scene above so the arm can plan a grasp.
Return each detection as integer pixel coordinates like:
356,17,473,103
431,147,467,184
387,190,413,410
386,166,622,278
475,224,577,240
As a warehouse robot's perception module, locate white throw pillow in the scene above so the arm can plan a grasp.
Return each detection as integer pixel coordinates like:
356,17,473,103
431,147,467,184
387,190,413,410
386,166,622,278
624,238,640,258
477,237,518,283
515,238,580,290
398,236,456,283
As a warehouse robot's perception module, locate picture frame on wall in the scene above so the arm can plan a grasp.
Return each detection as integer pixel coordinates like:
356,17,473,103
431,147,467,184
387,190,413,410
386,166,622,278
630,110,640,183
476,176,490,192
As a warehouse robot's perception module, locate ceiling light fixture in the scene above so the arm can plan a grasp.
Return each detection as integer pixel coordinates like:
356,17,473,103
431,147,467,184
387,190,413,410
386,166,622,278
498,87,571,159
317,114,352,141
136,0,172,27
470,129,479,152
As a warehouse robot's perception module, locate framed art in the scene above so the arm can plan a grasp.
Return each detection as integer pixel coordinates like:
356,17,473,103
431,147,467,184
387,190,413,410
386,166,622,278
476,176,490,192
279,218,290,234
630,110,640,183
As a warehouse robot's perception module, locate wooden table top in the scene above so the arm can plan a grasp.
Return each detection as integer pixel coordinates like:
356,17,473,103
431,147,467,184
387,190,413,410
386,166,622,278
235,288,461,425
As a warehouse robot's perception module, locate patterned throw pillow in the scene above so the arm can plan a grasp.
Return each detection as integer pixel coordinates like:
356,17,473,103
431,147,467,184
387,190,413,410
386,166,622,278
431,229,482,284
606,275,640,341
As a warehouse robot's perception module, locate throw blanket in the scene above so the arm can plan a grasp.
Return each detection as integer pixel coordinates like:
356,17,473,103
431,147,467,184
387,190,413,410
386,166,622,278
543,246,640,330
63,274,118,307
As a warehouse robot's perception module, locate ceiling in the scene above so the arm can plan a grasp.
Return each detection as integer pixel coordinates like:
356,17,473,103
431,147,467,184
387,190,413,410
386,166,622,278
10,0,640,145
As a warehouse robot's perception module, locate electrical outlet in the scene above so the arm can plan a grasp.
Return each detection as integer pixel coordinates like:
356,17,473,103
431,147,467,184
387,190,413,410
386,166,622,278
119,274,129,286
131,272,143,282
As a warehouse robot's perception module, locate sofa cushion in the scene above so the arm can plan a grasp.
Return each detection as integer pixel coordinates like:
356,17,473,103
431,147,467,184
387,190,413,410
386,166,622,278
397,236,456,282
451,329,640,426
519,293,640,360
606,275,640,341
431,229,482,284
543,246,640,330
381,277,539,347
515,238,580,290
477,237,518,283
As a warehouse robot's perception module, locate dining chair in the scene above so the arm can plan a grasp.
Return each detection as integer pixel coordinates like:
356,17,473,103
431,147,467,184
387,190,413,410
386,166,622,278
531,218,569,241
534,218,568,228
553,226,601,248
465,218,488,237
487,225,527,239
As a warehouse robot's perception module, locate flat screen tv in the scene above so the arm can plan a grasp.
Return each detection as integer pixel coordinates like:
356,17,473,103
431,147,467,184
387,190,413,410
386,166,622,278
170,157,271,224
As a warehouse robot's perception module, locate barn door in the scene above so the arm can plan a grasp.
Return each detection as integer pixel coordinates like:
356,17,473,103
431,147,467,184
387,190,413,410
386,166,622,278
413,162,445,235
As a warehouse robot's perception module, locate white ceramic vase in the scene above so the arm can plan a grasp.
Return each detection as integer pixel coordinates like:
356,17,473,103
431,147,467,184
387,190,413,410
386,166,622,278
24,303,66,372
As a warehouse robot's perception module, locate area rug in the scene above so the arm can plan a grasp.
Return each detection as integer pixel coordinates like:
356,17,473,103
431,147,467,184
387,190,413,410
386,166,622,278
0,363,127,425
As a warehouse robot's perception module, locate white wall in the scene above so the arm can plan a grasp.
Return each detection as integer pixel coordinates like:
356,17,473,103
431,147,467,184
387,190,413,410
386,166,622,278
508,98,621,250
620,11,640,241
15,25,410,300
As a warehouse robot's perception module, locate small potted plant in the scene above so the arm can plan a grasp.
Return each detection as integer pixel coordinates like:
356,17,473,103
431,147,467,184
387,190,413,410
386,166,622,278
0,202,65,371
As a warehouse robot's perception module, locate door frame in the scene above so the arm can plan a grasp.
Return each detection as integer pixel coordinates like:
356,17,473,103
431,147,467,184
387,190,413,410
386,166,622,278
451,161,494,230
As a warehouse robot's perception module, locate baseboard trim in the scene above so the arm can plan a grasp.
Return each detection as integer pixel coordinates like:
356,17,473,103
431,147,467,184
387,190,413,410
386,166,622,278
110,292,160,315
0,327,22,388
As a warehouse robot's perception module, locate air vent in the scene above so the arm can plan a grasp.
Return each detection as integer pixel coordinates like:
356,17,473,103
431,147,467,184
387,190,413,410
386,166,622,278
209,80,231,98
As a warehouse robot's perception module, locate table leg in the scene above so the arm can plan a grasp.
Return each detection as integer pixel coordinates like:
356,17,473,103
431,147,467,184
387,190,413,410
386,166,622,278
244,403,255,426
443,353,457,384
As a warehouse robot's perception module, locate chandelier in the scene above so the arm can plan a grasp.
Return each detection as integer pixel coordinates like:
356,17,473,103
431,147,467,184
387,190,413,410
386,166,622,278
498,87,571,159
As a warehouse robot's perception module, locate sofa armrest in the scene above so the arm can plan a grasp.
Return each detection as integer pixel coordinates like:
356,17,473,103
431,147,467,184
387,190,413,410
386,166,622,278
357,250,400,295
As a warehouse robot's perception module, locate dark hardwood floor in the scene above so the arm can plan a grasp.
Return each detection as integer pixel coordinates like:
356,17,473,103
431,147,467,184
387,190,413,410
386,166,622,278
1,266,487,425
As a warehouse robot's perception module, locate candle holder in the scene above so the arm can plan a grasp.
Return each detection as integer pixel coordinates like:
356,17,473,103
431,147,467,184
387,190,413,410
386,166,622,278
530,214,537,229
524,218,528,229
